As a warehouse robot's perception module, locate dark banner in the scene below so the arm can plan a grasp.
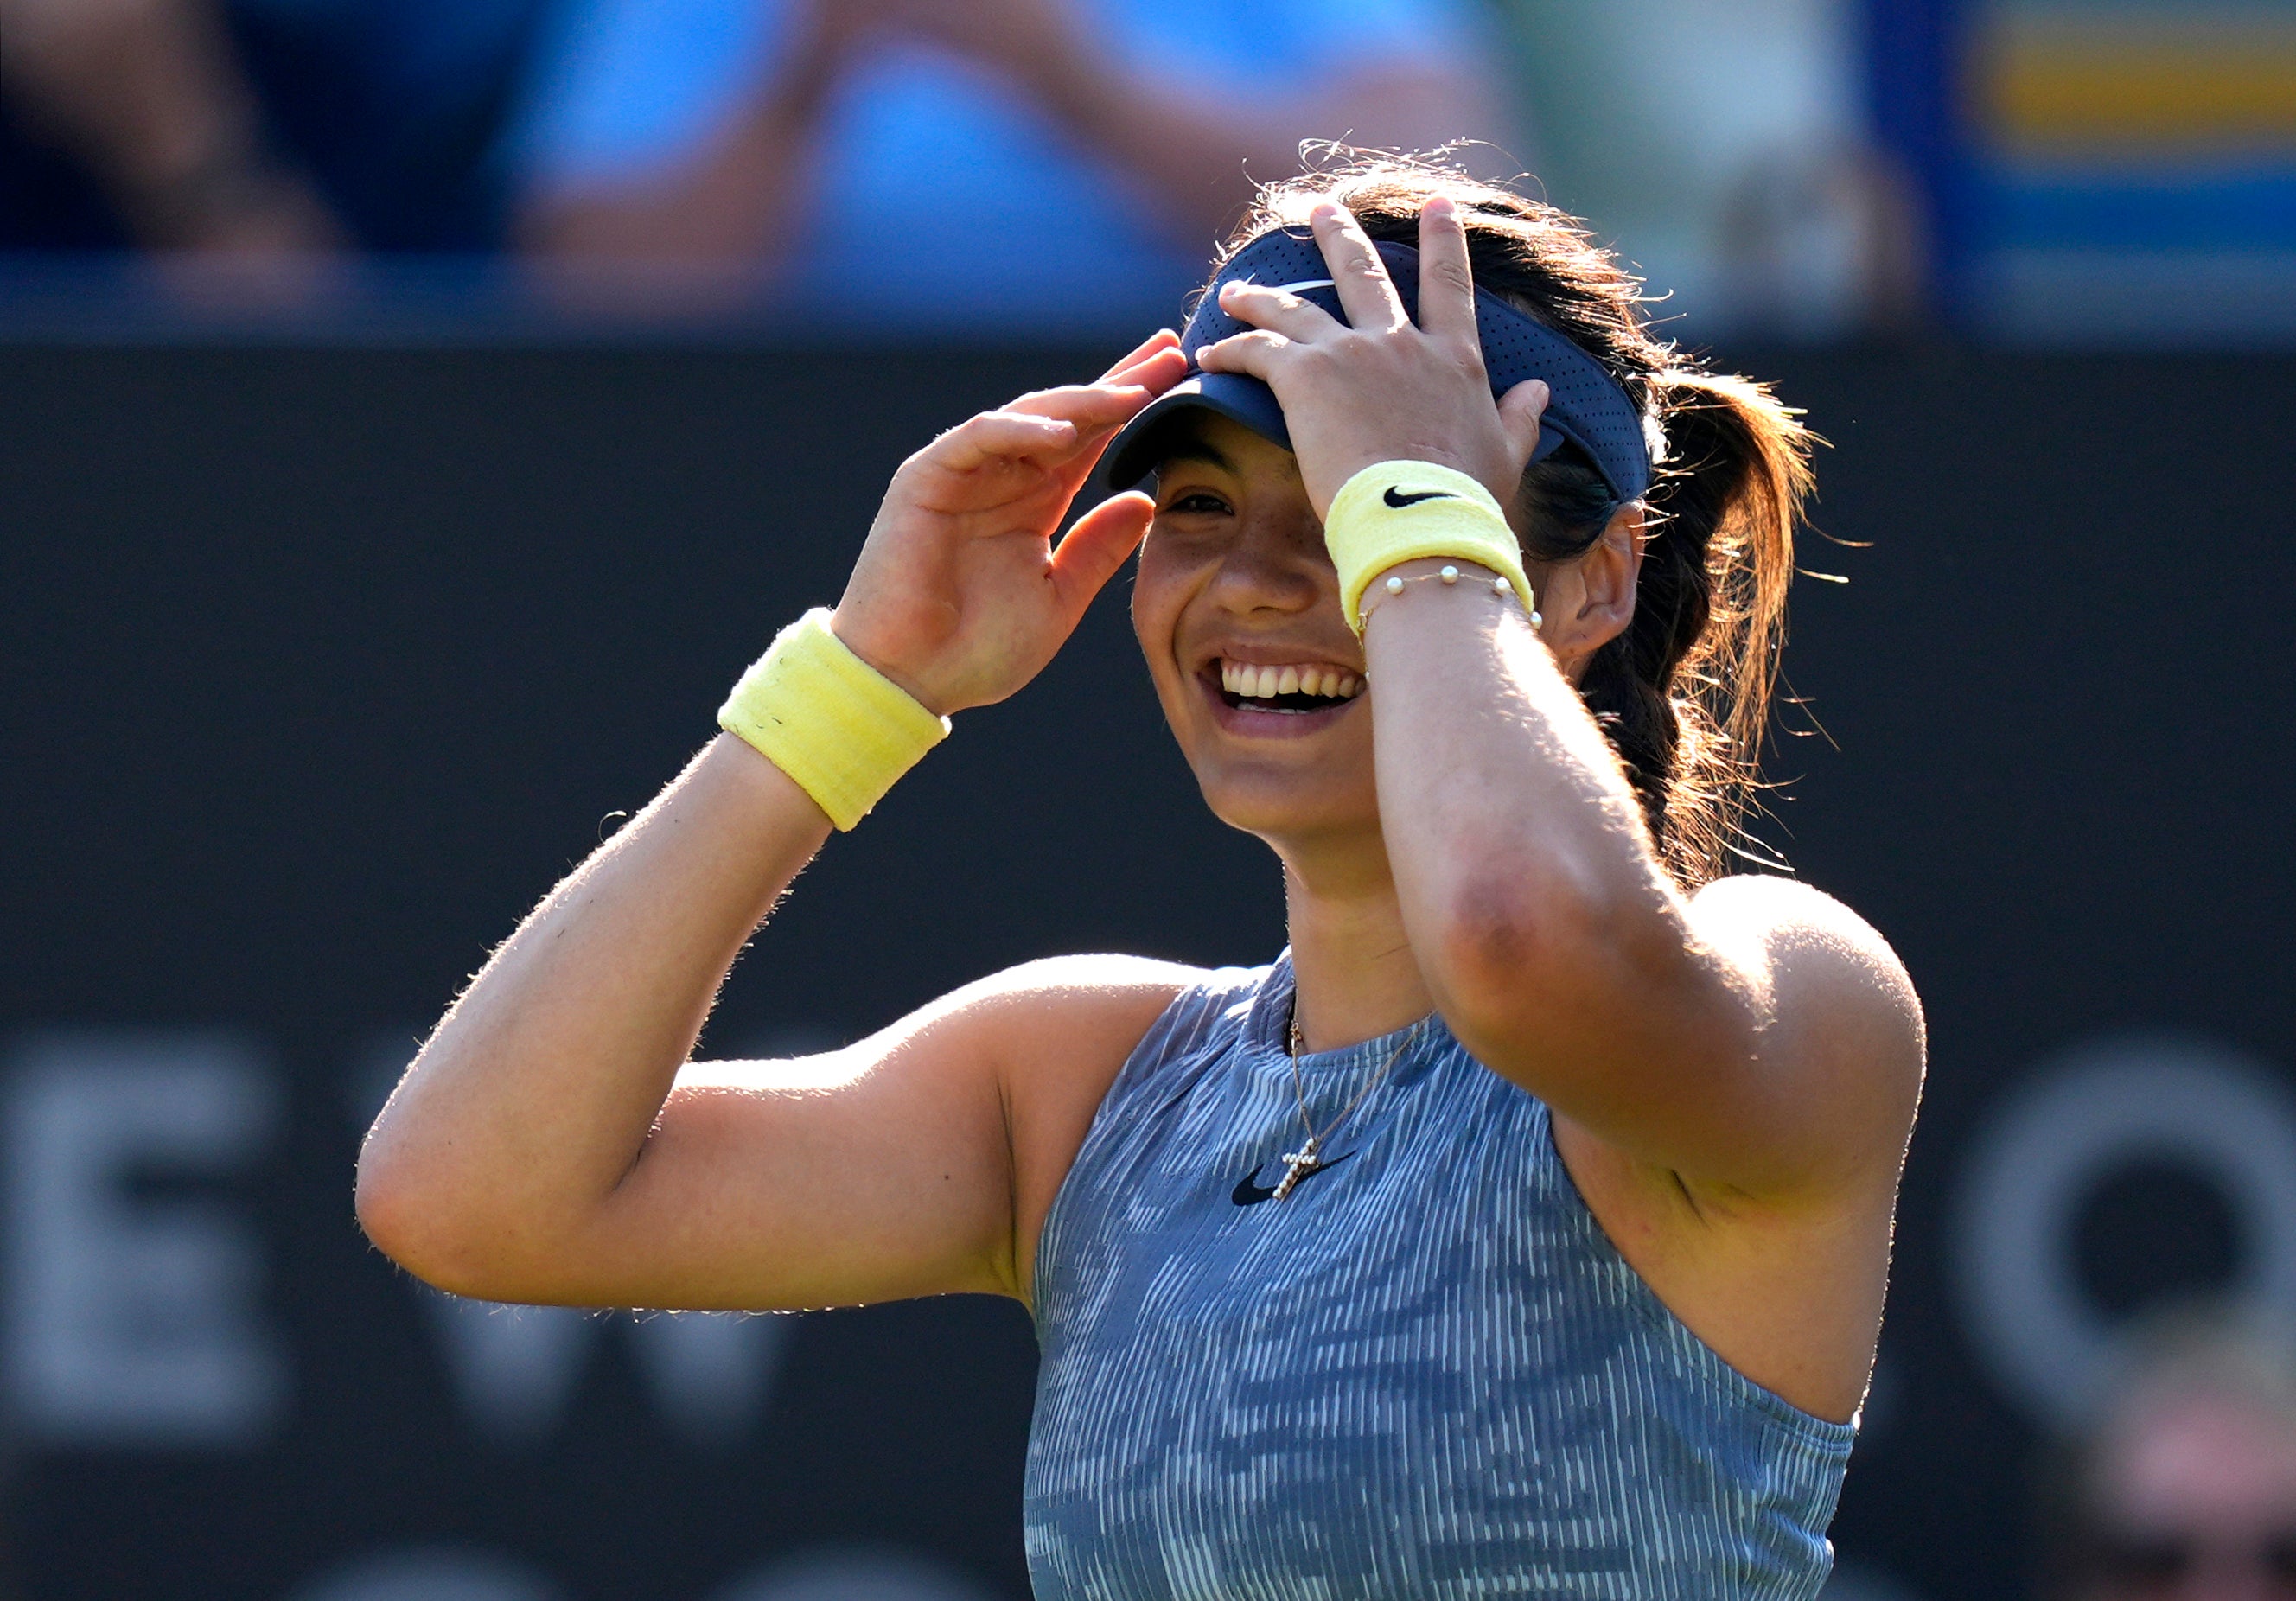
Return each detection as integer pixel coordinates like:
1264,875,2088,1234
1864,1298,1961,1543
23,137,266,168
3,344,2290,1601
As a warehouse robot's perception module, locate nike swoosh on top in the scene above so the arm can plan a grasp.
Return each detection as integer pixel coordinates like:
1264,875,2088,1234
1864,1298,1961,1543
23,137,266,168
1230,1151,1356,1207
1239,276,1336,295
1384,486,1456,508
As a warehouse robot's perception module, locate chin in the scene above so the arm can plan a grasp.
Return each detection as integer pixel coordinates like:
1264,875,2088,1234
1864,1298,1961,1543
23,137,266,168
1149,666,1379,844
1190,764,1380,847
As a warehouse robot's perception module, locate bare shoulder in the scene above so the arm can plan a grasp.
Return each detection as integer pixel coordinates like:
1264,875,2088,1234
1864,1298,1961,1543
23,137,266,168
679,952,1198,1093
888,953,1204,1094
661,953,1199,1308
955,954,1204,1299
1687,874,1926,1177
1689,875,1922,1037
951,951,1206,1027
961,951,1205,1095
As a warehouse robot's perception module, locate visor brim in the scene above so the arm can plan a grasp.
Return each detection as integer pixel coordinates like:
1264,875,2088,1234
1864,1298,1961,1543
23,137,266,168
1100,372,1292,490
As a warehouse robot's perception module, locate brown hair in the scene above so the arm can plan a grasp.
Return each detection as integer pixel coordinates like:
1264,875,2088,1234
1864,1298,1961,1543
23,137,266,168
1223,156,1816,888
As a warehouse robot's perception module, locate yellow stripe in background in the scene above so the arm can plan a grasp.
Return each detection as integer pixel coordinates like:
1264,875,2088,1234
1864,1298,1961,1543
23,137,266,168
1980,17,2296,154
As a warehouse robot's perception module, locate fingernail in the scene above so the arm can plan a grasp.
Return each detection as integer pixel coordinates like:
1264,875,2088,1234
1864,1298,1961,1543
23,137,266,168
1311,201,1344,225
1425,196,1455,221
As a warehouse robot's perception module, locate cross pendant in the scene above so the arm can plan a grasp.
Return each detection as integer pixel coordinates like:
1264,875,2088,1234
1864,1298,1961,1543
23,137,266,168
1272,1139,1322,1202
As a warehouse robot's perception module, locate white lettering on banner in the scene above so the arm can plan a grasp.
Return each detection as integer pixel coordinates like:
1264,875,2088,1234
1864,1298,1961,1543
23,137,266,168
424,1292,795,1444
360,1031,800,1444
1952,1034,2296,1428
420,1295,592,1442
628,1307,794,1444
3,1032,284,1444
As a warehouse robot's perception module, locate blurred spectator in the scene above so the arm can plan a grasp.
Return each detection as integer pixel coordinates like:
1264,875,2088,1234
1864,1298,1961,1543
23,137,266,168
0,0,341,255
505,0,1518,322
2041,1309,2296,1601
0,0,552,256
1496,0,1919,337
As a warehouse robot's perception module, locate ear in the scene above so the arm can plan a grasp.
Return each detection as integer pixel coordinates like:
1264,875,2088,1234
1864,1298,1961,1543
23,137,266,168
1540,503,1645,673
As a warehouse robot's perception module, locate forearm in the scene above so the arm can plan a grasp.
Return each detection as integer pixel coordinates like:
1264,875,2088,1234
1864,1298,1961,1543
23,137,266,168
1365,569,1755,1145
357,734,831,1279
1368,566,1664,951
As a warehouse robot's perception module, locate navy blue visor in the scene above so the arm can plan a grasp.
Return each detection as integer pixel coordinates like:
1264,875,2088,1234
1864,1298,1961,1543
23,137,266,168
1102,227,1652,505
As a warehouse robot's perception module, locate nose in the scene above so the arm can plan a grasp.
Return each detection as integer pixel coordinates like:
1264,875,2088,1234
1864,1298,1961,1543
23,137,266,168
1202,502,1330,618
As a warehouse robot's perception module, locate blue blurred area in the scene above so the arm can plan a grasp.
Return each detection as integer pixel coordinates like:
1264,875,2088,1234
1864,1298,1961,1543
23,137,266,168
506,0,1483,323
0,0,549,252
1987,167,2296,254
1866,0,2296,340
227,0,548,247
0,0,2288,345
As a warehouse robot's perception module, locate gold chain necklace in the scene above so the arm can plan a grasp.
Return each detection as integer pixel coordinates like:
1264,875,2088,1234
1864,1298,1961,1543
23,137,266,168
1274,1002,1408,1201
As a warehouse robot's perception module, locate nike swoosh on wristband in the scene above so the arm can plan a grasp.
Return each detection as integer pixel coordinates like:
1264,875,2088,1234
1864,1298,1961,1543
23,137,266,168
1230,1151,1356,1207
1383,486,1456,508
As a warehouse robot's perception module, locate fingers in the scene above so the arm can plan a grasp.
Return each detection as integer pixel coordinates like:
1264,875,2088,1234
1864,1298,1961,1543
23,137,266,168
928,410,1081,475
1004,380,1163,430
1496,379,1553,473
1193,328,1291,381
1309,201,1406,332
1047,491,1154,622
1042,415,1138,501
1096,327,1181,384
932,365,1181,498
1416,195,1479,341
1215,279,1340,341
1105,341,1190,396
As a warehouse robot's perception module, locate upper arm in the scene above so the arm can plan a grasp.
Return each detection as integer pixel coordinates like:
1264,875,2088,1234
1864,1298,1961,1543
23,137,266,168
478,954,1191,1312
1684,876,1927,1198
1455,872,1923,1203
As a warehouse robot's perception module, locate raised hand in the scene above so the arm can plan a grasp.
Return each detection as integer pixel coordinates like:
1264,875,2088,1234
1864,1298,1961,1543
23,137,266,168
831,329,1187,716
1195,199,1551,520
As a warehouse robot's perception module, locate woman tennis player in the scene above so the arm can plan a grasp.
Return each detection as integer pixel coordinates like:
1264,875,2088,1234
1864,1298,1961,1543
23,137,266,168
359,160,1924,1598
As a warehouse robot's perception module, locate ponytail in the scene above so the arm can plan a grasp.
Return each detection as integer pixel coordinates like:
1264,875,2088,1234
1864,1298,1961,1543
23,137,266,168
1629,372,1812,884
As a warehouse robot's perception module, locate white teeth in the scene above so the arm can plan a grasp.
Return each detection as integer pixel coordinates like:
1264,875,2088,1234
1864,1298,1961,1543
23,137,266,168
1217,659,1363,704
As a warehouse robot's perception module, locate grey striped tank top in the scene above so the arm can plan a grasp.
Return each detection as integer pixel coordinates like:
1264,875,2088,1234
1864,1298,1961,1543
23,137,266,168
1024,954,1855,1600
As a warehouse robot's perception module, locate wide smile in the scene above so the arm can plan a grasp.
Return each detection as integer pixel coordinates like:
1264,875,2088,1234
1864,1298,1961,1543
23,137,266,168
1196,655,1364,738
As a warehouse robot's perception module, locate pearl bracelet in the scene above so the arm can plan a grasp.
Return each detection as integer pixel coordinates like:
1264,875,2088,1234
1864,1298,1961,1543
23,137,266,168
1372,564,1542,628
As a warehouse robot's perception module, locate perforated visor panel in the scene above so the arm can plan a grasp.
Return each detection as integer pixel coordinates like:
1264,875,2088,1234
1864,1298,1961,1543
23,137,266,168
1102,229,1653,504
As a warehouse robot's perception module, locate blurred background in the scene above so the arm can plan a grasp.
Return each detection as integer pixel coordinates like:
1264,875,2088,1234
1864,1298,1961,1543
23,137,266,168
3,1,2294,1598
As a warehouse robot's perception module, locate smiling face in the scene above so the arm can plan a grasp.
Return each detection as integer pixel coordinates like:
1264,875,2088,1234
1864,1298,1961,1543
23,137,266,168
1128,415,1386,852
1130,411,1636,857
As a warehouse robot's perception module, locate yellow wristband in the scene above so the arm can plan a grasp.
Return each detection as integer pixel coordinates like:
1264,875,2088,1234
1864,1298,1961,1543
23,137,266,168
718,608,951,831
1323,461,1538,635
